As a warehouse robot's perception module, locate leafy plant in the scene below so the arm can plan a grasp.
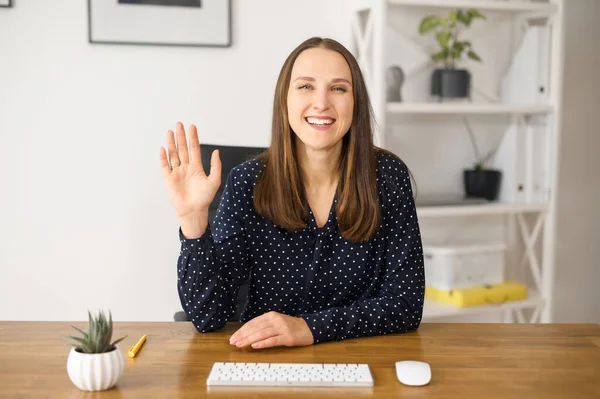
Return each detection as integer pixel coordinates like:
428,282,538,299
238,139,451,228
66,310,127,354
462,117,503,171
419,9,486,68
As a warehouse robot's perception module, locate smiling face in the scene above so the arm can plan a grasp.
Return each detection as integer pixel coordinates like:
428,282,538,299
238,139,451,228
286,47,354,154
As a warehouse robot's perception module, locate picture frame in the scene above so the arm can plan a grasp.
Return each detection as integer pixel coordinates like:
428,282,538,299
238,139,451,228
0,0,13,8
88,0,231,48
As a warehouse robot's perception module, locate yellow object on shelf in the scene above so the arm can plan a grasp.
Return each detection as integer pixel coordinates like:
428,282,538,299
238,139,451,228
425,281,528,307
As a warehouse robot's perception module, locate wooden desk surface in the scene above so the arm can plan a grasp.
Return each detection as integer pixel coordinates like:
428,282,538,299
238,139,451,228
0,321,598,398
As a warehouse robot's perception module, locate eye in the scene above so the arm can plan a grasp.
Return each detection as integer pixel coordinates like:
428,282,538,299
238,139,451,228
299,84,312,90
333,87,347,93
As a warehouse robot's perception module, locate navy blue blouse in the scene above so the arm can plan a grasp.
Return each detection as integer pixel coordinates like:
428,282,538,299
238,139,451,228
177,150,425,344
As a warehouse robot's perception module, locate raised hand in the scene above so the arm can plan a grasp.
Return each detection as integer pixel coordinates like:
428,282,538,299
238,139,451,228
159,122,221,238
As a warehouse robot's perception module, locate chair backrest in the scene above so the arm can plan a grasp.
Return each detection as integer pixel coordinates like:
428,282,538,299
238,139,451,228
199,144,267,224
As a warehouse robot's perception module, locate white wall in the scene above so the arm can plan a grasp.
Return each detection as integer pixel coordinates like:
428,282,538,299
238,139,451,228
552,0,600,323
0,0,351,321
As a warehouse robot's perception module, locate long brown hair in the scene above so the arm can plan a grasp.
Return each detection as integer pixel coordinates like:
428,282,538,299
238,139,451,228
253,37,380,243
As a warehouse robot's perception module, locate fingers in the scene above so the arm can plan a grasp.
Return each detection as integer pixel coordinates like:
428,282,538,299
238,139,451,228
251,336,282,350
229,315,266,344
176,122,190,166
159,147,171,177
188,124,203,169
166,129,179,169
208,149,222,186
165,122,200,173
231,326,280,348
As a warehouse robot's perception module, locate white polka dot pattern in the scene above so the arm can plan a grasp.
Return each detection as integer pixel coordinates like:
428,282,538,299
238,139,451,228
177,151,425,344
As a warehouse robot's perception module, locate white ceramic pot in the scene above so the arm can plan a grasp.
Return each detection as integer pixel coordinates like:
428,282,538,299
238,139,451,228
66,346,125,391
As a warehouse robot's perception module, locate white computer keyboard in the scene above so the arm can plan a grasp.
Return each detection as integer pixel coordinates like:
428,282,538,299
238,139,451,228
206,362,374,387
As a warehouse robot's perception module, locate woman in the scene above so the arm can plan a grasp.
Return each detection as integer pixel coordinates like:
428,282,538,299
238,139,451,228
159,37,425,349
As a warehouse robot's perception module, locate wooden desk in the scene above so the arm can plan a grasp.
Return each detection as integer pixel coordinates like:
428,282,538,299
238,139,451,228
0,322,598,398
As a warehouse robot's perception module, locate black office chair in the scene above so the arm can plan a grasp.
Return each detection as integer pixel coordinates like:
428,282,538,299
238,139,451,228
174,144,267,323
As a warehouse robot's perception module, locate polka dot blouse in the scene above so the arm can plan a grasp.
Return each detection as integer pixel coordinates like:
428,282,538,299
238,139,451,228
177,151,425,344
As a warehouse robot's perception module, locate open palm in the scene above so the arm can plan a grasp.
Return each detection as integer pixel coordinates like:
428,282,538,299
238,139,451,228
159,122,221,220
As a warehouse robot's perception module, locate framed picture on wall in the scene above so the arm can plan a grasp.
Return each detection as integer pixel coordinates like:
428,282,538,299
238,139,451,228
0,0,13,8
88,0,231,47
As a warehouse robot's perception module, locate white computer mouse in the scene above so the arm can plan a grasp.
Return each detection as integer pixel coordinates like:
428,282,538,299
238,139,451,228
395,360,431,386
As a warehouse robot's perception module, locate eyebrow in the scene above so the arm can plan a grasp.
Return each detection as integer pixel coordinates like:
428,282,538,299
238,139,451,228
292,76,352,85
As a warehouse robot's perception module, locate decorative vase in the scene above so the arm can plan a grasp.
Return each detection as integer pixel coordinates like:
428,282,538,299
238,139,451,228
431,68,471,99
463,169,502,201
386,65,405,102
67,345,125,391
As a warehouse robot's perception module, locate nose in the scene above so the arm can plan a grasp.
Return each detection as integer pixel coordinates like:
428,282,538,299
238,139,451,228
311,87,331,111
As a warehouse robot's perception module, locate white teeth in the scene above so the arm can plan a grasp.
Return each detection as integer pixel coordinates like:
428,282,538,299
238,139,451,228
306,117,334,125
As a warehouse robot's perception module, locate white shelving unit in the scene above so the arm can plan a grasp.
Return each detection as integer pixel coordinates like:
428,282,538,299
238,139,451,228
423,290,544,322
387,102,553,115
350,0,564,323
416,203,547,218
387,0,558,13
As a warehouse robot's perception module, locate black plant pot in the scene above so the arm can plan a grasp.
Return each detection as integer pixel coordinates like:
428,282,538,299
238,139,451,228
463,169,502,201
431,68,471,99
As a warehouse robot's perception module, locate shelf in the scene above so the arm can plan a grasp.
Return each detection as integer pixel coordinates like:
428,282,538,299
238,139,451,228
388,0,558,13
416,203,548,217
350,0,563,324
423,290,544,320
387,102,553,115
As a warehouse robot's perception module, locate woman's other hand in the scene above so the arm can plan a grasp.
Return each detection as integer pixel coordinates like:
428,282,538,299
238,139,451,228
229,311,314,349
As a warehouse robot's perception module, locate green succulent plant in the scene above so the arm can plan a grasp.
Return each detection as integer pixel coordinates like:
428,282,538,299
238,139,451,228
66,310,127,354
419,9,486,69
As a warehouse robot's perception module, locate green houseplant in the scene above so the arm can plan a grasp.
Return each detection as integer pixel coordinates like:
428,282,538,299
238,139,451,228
419,9,486,99
65,310,127,391
462,117,502,200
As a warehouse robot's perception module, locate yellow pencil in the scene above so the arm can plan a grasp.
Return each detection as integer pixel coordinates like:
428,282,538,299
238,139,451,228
128,334,147,358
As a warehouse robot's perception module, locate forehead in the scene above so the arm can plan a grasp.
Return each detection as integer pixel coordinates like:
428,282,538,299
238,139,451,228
291,47,352,82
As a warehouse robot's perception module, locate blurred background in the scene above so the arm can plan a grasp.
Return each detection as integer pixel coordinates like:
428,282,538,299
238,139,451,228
0,0,598,324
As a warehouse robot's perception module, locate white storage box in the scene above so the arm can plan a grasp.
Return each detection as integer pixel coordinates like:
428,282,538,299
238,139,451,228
423,242,506,290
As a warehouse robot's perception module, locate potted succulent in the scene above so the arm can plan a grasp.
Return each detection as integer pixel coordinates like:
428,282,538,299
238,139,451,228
419,9,486,100
65,310,127,391
462,117,502,200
